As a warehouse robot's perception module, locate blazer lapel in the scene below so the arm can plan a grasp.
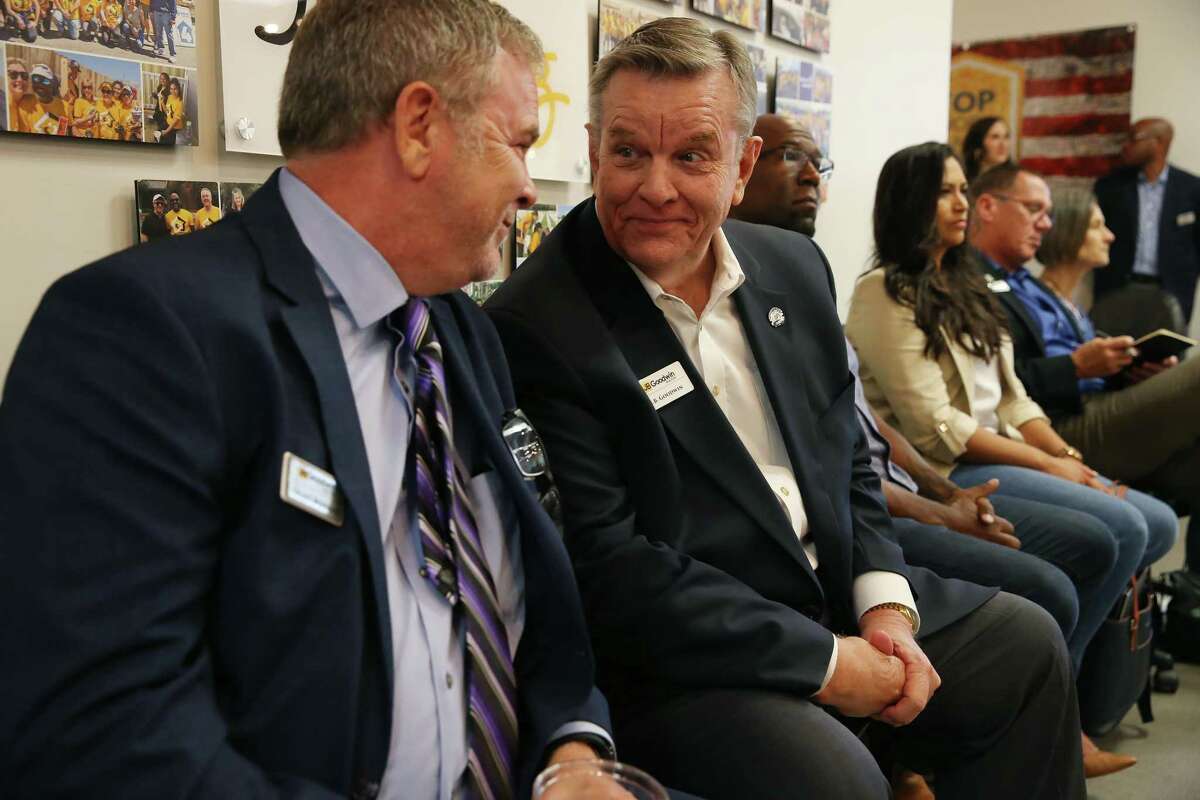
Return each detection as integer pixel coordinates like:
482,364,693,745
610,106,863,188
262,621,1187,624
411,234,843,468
574,209,810,571
243,173,394,687
728,242,837,593
976,252,1047,349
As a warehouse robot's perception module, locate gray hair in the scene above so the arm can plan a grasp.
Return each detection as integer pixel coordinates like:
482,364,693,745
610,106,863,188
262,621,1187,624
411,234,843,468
589,16,757,140
1037,188,1096,268
278,0,542,158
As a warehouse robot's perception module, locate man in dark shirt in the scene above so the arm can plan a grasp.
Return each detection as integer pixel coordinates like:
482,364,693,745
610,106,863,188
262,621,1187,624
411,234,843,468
139,193,170,241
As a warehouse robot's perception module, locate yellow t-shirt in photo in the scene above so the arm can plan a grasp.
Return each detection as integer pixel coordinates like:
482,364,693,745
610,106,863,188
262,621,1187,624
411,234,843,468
72,97,96,137
96,100,122,140
165,95,184,131
57,0,81,17
80,0,99,21
166,208,194,236
195,206,222,228
100,1,121,27
16,95,69,136
10,0,34,12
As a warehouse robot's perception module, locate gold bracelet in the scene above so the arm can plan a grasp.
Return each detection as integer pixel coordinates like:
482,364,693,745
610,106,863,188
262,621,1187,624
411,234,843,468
863,602,917,631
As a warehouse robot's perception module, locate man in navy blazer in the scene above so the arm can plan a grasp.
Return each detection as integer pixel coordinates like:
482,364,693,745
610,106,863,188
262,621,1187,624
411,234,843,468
0,2,618,798
1094,118,1200,322
487,18,1083,800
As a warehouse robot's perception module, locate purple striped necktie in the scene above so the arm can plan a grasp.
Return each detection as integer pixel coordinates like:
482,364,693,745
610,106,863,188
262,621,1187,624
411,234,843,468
391,298,518,800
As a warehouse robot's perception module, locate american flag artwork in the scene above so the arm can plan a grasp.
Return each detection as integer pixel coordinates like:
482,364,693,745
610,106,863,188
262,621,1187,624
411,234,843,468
951,26,1135,190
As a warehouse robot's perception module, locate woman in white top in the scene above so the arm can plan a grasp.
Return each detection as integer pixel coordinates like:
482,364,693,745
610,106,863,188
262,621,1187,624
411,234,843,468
845,142,1175,696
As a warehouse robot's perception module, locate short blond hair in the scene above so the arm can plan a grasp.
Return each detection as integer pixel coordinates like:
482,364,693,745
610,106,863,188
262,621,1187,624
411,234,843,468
589,16,756,140
277,0,542,158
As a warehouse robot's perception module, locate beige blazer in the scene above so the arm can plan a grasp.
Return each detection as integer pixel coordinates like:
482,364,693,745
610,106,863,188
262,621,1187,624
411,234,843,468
845,269,1048,476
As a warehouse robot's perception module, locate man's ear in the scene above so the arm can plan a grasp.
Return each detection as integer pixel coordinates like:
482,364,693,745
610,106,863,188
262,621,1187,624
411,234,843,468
393,81,442,180
585,123,600,182
973,195,996,223
730,135,763,206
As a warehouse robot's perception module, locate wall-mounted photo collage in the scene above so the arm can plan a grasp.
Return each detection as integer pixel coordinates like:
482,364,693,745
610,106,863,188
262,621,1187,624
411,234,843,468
3,0,199,145
134,178,261,243
771,0,830,53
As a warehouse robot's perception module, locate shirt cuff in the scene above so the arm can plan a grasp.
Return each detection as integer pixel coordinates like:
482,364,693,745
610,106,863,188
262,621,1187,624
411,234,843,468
546,721,616,759
813,633,839,696
853,571,921,634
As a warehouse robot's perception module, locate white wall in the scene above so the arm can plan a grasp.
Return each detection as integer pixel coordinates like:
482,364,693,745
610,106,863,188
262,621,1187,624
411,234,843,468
953,0,1200,176
0,0,956,382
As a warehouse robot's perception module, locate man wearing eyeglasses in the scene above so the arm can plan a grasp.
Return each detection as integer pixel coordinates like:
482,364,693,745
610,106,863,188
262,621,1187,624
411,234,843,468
728,113,830,236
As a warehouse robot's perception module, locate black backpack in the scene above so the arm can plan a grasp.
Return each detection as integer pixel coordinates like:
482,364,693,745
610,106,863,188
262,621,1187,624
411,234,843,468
1158,569,1200,663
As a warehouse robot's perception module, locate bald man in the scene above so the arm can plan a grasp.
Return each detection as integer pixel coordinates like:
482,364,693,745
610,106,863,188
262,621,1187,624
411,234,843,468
1094,117,1200,322
728,113,828,236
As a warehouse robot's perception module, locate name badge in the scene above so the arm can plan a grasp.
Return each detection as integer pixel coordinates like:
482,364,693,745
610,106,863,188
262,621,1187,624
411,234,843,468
640,361,695,411
987,279,1011,293
1178,211,1196,226
279,451,345,526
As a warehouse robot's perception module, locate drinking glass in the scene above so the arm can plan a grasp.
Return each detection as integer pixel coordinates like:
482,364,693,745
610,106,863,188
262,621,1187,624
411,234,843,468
532,759,670,800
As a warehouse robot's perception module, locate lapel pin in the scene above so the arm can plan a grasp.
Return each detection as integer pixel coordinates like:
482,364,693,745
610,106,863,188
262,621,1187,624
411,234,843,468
768,307,786,328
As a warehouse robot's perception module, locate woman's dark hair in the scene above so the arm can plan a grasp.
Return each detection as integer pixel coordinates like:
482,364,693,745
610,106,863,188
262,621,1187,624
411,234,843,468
169,78,182,94
871,141,1006,361
962,116,1004,182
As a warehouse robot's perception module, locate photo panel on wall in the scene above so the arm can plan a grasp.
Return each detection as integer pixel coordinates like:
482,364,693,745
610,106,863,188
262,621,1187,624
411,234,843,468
775,56,833,156
691,0,766,34
771,0,831,54
134,179,263,243
3,0,199,145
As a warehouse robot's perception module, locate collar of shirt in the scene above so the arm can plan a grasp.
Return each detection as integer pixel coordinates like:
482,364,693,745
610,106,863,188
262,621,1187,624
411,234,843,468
278,167,409,331
1138,165,1170,187
626,228,746,319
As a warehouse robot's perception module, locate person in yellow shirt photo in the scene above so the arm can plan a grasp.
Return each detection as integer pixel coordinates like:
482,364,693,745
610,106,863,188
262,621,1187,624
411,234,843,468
194,187,221,229
71,81,97,137
51,0,79,38
164,191,193,235
7,57,30,131
4,0,42,43
94,81,121,139
97,0,121,46
78,0,99,39
14,63,67,135
154,75,183,144
118,85,140,140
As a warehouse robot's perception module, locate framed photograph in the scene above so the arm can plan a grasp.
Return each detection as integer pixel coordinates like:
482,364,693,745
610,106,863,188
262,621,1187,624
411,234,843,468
770,0,805,46
134,178,261,244
4,0,200,145
690,0,765,33
219,181,262,216
745,43,770,115
514,203,574,268
775,57,833,155
598,0,664,58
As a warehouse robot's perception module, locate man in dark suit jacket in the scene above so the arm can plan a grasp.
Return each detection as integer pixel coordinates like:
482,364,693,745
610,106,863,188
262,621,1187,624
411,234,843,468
0,2,620,798
1093,118,1200,322
487,18,1083,800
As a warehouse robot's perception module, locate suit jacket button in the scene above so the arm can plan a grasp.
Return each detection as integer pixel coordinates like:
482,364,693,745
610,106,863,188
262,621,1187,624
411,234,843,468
351,779,380,800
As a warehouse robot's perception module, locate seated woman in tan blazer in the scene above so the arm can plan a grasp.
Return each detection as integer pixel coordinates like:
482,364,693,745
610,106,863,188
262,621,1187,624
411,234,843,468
845,143,1176,689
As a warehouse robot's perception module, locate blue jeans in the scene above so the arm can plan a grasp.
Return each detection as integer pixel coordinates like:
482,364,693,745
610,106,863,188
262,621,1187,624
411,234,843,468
951,463,1177,672
52,9,79,38
152,9,173,55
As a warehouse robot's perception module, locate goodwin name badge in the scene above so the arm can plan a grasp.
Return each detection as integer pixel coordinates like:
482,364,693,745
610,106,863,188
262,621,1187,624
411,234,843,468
279,451,345,526
640,361,695,411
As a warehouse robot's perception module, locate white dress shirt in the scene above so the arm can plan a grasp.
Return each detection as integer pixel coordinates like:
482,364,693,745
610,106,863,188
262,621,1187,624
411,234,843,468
628,230,919,689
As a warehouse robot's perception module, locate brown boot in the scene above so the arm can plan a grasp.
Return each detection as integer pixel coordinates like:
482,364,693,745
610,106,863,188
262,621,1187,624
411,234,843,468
1082,732,1137,778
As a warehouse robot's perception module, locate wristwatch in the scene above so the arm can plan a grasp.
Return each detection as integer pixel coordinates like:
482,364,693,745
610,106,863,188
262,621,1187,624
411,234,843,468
1058,445,1084,462
864,602,918,632
549,732,617,762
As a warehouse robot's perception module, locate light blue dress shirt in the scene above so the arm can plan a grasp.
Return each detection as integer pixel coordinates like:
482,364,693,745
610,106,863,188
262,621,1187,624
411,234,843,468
1134,166,1170,277
277,169,607,799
